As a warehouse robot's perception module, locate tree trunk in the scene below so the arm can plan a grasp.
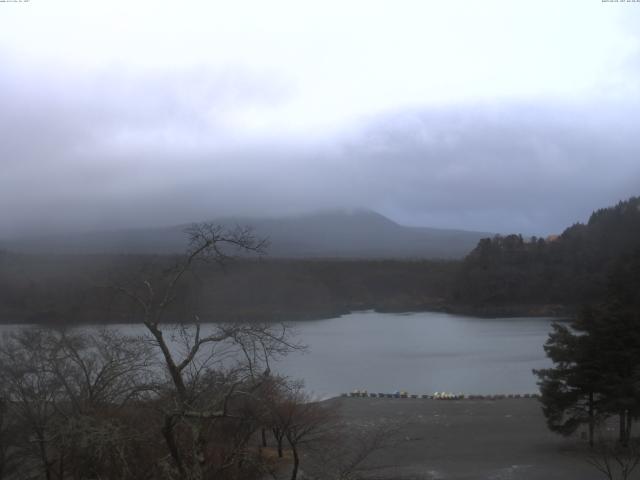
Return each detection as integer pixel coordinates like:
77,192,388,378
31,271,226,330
273,429,283,458
58,454,64,480
290,444,299,480
194,426,207,480
588,392,595,448
162,415,186,477
37,433,51,480
620,410,628,446
146,323,188,402
261,428,267,448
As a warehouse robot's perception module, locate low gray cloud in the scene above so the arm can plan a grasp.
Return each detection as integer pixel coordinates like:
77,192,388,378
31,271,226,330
343,103,640,234
1,59,639,238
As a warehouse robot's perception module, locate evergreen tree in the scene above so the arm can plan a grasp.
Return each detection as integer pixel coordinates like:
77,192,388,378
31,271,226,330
535,249,640,446
535,317,602,446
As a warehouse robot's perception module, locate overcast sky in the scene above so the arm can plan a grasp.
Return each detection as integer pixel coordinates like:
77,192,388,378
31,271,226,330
1,0,639,237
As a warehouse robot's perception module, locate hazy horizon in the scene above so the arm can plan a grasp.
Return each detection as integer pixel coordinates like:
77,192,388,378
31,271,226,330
0,201,619,243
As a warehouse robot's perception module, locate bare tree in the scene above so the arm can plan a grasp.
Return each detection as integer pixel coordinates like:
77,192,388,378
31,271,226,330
48,329,157,411
0,395,20,480
0,223,306,479
111,223,301,479
48,329,158,479
0,327,157,480
266,382,337,480
255,375,290,459
0,329,65,480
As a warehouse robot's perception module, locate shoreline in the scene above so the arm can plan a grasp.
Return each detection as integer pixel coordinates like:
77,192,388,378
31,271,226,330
0,303,574,325
339,391,541,400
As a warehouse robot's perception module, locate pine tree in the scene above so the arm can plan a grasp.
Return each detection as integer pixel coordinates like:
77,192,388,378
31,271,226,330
535,317,602,446
535,249,640,446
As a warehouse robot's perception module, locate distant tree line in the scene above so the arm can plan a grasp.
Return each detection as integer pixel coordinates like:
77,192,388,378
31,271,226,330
0,254,457,325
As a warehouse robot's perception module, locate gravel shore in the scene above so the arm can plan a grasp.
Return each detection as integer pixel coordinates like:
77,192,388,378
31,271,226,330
327,397,604,480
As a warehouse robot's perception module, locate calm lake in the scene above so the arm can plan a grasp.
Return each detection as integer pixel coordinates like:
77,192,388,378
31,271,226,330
1,311,556,398
276,311,555,397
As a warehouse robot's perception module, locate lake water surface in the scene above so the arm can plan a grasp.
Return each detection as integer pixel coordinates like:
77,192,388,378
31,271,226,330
1,311,556,398
275,311,555,397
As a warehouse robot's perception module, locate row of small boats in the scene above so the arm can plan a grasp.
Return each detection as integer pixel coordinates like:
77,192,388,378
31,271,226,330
343,390,539,400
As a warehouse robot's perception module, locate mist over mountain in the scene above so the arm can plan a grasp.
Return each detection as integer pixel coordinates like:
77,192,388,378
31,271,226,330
0,210,491,259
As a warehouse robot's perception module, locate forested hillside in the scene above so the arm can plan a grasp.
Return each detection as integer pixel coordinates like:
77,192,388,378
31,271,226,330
1,197,638,324
452,197,640,310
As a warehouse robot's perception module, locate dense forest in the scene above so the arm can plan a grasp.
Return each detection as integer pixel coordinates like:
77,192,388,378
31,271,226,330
0,197,638,324
0,254,457,324
452,196,640,314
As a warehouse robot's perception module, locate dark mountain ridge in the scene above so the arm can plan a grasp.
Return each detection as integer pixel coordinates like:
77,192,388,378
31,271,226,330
1,209,491,259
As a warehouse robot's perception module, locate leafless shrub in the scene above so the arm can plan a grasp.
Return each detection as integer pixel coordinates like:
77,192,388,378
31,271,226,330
587,438,640,480
302,416,405,480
